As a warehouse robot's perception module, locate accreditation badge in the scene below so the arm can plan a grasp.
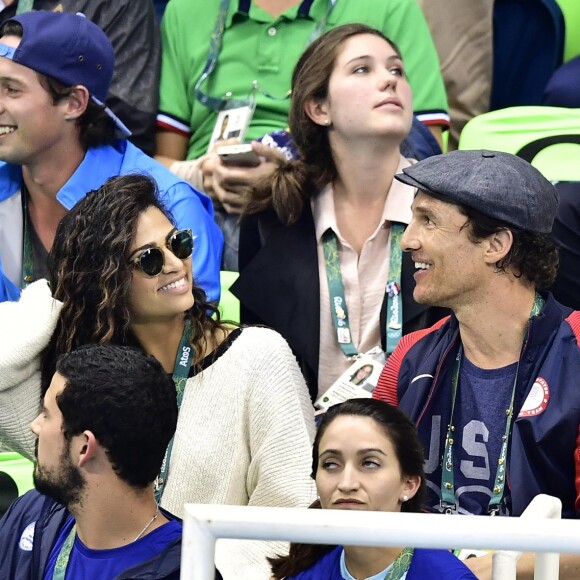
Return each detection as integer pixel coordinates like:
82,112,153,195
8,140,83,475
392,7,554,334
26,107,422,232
314,347,386,412
207,101,256,152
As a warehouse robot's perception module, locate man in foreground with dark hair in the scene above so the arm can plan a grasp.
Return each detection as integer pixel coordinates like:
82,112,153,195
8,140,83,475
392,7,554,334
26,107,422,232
0,344,221,579
373,150,580,577
0,10,222,304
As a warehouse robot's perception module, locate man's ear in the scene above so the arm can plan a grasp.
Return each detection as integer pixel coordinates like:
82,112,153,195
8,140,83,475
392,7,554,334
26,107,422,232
304,97,331,127
77,431,99,468
63,85,90,121
483,229,513,265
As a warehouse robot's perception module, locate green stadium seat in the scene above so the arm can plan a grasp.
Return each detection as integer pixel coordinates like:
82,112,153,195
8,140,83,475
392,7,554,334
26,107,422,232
0,452,34,516
556,0,580,61
218,270,240,323
458,106,580,182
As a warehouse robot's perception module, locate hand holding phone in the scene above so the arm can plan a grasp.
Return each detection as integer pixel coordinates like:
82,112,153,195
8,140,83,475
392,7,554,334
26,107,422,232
217,144,261,167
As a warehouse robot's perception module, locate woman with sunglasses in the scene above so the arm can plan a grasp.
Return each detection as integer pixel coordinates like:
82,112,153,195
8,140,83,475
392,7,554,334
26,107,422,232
0,173,316,579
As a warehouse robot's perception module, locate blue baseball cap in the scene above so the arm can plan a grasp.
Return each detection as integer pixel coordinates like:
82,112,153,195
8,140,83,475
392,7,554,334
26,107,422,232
0,10,130,137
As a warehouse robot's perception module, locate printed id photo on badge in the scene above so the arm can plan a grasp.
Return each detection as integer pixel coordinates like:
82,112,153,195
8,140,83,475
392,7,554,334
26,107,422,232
207,105,254,152
315,349,386,412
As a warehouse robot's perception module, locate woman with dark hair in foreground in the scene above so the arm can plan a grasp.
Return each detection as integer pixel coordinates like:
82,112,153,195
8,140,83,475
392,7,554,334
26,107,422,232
270,399,476,579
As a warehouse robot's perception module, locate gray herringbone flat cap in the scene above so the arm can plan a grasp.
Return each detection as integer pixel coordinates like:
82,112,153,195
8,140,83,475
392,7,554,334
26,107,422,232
395,150,559,233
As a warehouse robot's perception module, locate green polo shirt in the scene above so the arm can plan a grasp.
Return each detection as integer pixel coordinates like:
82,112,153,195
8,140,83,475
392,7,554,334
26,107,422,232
158,0,449,160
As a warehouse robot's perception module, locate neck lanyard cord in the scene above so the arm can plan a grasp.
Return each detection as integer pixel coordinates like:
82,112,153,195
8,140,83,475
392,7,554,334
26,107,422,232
440,292,545,514
383,547,414,579
21,188,34,288
154,320,194,503
195,0,337,110
322,223,404,359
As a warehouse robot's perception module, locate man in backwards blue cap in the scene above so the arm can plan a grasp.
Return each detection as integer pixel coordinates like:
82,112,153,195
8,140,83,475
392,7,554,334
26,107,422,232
374,149,580,577
0,10,223,304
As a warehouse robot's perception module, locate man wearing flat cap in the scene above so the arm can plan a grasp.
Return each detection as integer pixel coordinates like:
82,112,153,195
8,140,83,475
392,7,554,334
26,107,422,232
374,150,580,577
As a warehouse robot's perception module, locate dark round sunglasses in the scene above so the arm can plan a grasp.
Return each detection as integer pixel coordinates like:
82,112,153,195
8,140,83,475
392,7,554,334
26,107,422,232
129,229,194,277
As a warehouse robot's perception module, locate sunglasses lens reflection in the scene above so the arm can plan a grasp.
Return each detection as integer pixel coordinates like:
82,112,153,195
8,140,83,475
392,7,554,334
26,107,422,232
171,230,194,259
138,248,165,276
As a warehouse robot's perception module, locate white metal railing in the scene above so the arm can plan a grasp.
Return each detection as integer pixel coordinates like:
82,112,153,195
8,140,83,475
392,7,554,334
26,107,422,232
181,495,575,580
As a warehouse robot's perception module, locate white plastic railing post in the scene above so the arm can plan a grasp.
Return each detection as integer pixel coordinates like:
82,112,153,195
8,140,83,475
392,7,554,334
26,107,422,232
492,550,518,579
529,495,561,580
180,508,216,580
492,494,562,580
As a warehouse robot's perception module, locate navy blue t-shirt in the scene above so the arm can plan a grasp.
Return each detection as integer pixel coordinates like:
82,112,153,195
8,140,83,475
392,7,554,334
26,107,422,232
419,355,517,515
43,515,181,579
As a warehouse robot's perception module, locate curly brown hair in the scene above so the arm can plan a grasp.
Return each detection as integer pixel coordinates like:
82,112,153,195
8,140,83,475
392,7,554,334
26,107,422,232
41,173,227,390
460,205,559,289
244,24,403,225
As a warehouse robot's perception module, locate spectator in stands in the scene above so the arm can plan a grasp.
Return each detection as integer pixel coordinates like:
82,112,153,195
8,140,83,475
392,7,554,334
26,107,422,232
373,150,580,578
269,398,476,579
155,0,449,270
232,25,447,401
0,0,161,155
542,55,580,109
541,56,580,310
0,345,218,580
416,0,494,150
0,173,316,580
548,181,580,310
0,10,223,304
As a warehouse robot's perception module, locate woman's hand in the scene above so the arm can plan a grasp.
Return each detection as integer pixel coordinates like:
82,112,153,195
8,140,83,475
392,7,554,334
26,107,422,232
201,141,286,214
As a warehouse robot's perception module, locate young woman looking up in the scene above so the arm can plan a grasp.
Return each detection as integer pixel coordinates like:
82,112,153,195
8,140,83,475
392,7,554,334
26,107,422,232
233,24,446,401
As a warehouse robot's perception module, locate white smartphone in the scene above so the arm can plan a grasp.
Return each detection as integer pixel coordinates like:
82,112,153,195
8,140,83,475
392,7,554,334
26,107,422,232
217,143,261,167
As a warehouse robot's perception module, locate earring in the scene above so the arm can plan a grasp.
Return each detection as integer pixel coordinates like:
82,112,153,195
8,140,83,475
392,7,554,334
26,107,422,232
324,119,331,126
402,495,409,503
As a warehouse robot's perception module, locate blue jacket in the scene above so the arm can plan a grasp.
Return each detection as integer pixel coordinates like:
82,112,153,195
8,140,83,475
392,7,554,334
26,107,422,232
288,545,476,579
375,294,580,518
0,490,197,580
0,140,223,303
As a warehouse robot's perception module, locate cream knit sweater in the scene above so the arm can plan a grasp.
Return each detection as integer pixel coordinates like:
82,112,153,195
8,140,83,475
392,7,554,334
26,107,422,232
0,280,317,579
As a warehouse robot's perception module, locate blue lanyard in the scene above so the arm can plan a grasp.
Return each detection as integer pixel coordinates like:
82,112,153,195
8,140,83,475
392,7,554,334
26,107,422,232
154,321,194,502
195,0,337,110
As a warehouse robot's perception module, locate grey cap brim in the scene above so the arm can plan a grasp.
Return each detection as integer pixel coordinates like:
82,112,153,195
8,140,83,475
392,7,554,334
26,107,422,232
395,171,446,200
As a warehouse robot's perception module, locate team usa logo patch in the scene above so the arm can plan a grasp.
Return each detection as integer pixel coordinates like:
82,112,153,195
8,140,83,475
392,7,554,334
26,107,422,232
18,521,35,551
518,377,550,418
